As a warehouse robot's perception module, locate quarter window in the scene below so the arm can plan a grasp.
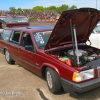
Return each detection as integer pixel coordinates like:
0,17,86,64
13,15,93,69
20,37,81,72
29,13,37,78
1,30,11,41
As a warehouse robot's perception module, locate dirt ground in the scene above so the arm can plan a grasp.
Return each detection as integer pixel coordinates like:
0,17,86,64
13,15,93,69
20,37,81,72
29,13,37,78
1,21,100,100
30,21,55,26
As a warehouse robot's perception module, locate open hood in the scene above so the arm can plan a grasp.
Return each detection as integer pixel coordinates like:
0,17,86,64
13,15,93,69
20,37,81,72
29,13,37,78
45,8,100,50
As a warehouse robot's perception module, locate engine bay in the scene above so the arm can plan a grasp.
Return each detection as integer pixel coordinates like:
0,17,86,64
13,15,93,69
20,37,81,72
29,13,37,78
48,45,100,71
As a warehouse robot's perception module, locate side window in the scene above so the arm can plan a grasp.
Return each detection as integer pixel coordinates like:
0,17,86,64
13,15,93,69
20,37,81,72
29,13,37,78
1,30,11,41
10,31,21,44
21,32,33,47
20,32,34,52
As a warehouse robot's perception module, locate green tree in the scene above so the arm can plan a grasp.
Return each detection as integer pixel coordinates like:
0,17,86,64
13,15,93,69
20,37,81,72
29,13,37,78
70,5,77,9
22,9,31,11
9,4,77,14
45,6,56,11
17,8,22,12
56,7,62,14
56,4,69,14
32,6,44,10
9,7,16,11
60,4,69,12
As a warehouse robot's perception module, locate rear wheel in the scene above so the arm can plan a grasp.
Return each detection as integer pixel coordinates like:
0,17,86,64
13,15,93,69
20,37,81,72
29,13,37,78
46,67,62,94
5,49,15,64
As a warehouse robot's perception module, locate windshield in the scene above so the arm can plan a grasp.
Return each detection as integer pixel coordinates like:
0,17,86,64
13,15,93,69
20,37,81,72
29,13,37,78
33,31,52,49
3,17,28,23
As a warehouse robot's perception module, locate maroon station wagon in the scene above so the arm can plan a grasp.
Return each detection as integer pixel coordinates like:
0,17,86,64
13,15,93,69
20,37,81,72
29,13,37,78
0,8,100,94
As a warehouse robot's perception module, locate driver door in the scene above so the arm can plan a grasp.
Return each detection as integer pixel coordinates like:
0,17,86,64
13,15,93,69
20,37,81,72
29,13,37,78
18,32,40,74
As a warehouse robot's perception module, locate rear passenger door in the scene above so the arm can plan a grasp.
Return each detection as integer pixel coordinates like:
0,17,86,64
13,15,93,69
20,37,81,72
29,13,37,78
8,30,21,62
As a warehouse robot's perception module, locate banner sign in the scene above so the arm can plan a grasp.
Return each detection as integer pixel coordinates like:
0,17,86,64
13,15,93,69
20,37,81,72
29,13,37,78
37,19,56,22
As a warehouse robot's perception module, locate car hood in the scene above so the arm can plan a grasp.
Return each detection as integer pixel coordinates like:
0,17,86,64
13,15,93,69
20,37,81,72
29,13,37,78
45,8,100,50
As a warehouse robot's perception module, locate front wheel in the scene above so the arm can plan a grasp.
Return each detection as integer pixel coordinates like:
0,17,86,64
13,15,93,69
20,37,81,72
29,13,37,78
5,49,15,64
46,67,62,94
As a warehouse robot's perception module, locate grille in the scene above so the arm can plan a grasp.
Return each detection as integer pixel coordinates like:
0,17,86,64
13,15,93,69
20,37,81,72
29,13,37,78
86,59,100,77
86,59,100,68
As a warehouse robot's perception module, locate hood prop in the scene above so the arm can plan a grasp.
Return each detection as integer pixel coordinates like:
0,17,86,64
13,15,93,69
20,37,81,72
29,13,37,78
73,27,80,66
69,17,77,68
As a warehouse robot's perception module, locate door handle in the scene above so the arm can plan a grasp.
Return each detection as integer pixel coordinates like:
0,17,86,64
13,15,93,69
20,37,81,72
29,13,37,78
18,48,21,51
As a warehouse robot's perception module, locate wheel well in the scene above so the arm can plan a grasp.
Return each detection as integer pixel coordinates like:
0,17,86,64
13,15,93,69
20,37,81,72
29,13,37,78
41,66,47,79
3,48,6,54
41,66,60,79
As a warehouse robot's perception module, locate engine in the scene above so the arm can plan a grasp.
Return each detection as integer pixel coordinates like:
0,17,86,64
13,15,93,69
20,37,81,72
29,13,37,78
52,48,100,69
67,49,97,67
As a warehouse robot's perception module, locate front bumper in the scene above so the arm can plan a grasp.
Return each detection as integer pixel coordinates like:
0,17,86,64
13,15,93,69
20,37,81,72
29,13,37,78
61,78,100,93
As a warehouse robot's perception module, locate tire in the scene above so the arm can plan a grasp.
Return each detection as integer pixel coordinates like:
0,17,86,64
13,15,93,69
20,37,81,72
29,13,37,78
5,49,15,64
46,67,62,94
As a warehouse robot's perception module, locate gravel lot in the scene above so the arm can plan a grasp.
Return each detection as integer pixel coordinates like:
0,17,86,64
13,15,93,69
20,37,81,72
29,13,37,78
0,21,100,100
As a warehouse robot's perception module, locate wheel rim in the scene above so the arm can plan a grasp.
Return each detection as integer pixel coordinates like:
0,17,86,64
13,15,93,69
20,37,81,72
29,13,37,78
5,50,10,62
47,71,52,89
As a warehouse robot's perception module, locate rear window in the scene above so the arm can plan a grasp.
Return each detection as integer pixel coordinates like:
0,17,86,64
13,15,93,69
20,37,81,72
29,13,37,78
3,17,28,23
33,31,52,49
1,30,11,41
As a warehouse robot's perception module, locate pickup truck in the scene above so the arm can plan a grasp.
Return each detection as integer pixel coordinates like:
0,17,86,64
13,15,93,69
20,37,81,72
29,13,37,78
0,8,100,94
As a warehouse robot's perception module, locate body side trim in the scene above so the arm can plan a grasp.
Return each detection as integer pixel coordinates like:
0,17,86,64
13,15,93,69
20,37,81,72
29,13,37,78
10,53,40,70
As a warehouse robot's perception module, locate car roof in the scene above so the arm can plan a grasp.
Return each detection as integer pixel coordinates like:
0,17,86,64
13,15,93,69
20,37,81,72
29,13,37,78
5,26,54,32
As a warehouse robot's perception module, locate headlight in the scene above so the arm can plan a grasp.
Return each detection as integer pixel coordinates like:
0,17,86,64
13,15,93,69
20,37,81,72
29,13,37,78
73,69,94,82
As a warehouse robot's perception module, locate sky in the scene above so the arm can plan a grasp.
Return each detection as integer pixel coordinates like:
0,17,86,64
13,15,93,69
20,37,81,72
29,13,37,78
0,0,100,11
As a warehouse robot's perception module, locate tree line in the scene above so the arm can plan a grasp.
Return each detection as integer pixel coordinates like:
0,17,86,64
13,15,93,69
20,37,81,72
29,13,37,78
9,4,77,14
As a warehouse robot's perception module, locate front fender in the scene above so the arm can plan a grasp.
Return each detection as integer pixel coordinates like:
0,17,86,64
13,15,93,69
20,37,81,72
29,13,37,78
42,63,61,77
3,47,9,54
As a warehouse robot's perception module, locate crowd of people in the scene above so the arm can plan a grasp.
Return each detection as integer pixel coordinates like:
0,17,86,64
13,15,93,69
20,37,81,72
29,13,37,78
0,10,60,20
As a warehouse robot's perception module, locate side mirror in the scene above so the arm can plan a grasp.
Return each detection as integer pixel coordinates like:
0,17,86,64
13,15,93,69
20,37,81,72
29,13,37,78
25,45,35,52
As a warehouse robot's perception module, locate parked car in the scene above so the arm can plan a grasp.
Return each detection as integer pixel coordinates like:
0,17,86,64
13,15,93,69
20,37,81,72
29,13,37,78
87,24,100,49
95,23,100,33
0,15,29,34
0,8,100,94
